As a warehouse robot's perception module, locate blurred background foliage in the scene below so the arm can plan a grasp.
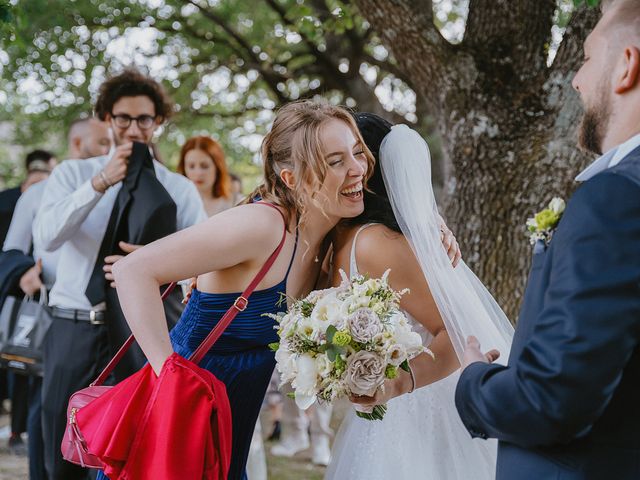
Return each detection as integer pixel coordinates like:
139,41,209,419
1,0,586,189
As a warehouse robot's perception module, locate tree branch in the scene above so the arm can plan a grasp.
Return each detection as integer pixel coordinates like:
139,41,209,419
464,0,556,84
352,0,452,115
263,0,341,77
189,105,267,118
361,52,411,86
182,0,290,103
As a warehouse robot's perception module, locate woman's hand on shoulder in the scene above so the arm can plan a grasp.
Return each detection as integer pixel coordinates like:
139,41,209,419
438,216,462,267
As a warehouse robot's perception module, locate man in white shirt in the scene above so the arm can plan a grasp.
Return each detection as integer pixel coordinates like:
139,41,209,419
67,117,111,161
34,70,205,480
1,115,111,480
9,117,112,296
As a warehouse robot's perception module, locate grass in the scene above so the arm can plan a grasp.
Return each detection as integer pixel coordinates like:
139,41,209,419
261,398,350,480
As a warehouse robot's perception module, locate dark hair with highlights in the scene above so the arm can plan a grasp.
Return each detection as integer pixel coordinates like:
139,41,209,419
94,69,174,122
349,112,401,233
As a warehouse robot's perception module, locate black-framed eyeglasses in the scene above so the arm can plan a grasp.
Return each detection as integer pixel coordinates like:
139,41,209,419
110,113,156,130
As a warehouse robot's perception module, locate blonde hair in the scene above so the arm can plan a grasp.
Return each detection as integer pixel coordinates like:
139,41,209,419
248,100,375,229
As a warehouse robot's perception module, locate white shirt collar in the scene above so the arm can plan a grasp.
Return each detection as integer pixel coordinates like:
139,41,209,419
575,133,640,182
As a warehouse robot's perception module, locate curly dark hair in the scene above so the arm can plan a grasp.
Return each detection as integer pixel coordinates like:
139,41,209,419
94,69,174,122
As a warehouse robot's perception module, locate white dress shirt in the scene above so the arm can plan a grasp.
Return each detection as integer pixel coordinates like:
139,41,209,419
3,180,59,288
575,133,640,182
33,154,206,310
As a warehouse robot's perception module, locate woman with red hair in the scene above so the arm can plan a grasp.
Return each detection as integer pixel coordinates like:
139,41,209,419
178,136,234,216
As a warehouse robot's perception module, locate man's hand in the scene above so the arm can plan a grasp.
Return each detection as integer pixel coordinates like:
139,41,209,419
104,241,142,287
19,259,44,297
461,336,500,370
439,217,462,267
91,143,132,193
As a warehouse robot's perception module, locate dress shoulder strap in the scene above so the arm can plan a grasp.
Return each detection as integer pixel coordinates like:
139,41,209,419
349,223,377,277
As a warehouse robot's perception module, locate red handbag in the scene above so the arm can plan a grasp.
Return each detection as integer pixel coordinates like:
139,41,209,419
61,202,287,479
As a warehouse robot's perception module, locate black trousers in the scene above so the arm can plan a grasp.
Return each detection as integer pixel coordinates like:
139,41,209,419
28,375,46,480
42,316,110,480
10,371,28,434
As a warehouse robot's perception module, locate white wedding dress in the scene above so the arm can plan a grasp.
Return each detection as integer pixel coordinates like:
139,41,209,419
325,224,498,480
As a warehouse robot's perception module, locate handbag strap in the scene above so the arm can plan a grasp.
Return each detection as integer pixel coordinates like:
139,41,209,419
91,202,288,386
91,282,178,386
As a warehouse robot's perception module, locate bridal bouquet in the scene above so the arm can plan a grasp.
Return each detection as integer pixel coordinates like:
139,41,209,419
269,270,428,420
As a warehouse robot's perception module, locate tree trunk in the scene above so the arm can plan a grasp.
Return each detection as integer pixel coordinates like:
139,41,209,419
353,0,600,320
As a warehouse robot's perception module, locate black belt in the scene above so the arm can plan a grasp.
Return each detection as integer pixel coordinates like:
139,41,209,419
51,307,106,325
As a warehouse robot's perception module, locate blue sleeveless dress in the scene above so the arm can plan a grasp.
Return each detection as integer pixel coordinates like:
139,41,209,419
169,232,297,480
97,225,296,480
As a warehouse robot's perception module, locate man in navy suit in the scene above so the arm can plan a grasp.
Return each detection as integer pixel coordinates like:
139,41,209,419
455,1,640,478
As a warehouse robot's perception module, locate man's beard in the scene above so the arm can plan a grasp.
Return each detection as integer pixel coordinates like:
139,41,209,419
577,81,612,155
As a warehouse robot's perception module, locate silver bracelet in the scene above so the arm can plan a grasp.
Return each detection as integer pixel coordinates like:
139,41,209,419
99,170,112,188
407,362,416,394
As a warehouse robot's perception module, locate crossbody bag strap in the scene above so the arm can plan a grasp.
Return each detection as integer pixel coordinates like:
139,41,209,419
189,202,287,364
91,202,288,386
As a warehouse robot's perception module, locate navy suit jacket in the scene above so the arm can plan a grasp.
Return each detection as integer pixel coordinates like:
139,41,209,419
455,150,640,479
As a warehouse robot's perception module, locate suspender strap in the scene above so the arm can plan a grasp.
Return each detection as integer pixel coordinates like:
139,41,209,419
91,202,288,386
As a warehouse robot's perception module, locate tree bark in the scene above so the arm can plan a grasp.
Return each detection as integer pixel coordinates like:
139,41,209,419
353,0,600,320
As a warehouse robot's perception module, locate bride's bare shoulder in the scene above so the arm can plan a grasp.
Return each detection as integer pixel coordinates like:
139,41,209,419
355,224,414,276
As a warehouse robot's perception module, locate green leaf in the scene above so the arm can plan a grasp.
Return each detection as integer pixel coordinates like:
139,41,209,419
286,392,296,399
399,359,410,373
327,344,345,362
355,404,387,421
326,324,338,343
327,346,338,362
268,342,280,352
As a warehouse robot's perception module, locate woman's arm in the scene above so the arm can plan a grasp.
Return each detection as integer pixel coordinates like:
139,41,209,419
112,204,284,374
352,225,459,398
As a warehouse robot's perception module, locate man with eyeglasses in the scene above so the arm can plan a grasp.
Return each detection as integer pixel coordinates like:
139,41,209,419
33,69,206,480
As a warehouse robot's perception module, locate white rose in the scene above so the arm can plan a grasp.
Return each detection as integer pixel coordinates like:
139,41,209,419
275,344,297,383
292,354,319,409
388,311,408,327
311,291,344,330
315,354,333,377
549,197,565,215
394,328,424,354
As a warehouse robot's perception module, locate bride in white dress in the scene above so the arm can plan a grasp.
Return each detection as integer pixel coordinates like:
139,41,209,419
325,115,514,480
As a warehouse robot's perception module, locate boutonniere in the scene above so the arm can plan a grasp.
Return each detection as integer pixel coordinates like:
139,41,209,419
526,197,565,246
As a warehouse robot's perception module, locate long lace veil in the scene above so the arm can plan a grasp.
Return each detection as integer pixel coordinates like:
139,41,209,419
380,125,514,364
